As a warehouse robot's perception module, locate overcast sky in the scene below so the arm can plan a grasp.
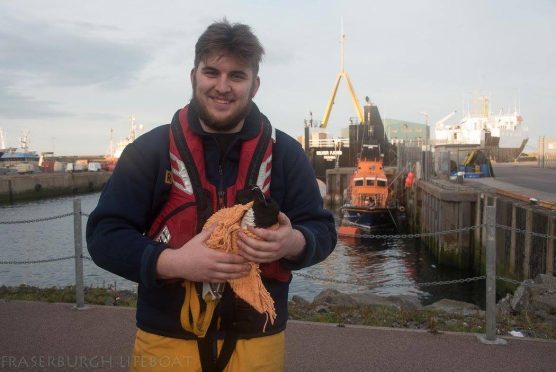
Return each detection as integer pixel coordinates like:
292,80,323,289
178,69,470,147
0,0,554,155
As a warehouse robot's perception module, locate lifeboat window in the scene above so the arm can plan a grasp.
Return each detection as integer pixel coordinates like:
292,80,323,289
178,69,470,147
354,178,364,186
366,178,374,186
377,180,387,187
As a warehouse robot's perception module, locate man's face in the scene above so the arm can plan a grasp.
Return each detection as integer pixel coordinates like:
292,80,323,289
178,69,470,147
191,53,260,133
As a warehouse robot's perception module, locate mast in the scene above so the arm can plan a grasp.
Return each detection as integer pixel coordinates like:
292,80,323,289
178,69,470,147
320,23,364,128
0,127,5,149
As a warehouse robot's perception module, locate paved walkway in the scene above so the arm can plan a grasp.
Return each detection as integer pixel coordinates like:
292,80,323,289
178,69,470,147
2,301,555,371
466,162,556,205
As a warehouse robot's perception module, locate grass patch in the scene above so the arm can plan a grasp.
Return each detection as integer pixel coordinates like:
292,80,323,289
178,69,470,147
288,301,556,339
0,284,137,307
2,285,554,339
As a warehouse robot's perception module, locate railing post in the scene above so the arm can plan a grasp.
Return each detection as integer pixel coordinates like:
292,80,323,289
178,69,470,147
479,204,506,345
73,199,85,309
547,216,555,275
539,136,545,169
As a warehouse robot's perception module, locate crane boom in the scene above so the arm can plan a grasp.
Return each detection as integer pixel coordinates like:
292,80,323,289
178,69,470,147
320,27,364,128
434,110,457,130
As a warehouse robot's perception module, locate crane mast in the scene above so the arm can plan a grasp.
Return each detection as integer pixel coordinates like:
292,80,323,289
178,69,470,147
320,27,364,128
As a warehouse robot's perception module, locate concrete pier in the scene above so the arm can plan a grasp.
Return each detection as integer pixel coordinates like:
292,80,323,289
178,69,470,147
0,172,111,204
406,177,556,280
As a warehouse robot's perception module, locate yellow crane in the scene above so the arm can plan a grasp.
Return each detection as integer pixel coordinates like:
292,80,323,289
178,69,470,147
320,28,364,128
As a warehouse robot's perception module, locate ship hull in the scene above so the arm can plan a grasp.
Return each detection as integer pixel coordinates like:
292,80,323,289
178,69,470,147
340,206,398,232
485,138,528,162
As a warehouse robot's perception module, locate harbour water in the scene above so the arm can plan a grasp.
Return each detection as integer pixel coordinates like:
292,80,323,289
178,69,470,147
0,193,485,307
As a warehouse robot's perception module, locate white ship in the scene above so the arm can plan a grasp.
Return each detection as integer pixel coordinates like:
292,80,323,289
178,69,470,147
105,115,143,170
434,96,528,162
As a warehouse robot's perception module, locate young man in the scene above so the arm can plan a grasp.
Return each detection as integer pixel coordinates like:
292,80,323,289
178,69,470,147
87,20,336,371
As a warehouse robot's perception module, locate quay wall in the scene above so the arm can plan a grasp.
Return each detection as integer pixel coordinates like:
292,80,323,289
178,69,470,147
0,172,111,204
407,179,556,281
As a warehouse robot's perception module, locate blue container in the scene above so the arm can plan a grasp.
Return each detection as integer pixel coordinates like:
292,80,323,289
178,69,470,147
480,164,490,177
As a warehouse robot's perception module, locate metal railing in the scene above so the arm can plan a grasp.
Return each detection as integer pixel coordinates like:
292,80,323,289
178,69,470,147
1,202,553,344
0,200,89,309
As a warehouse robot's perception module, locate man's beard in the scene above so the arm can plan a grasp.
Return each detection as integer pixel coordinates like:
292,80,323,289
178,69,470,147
192,79,254,132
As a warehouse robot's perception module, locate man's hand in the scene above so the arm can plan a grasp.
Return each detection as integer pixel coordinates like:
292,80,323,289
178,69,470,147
156,226,250,282
237,212,306,263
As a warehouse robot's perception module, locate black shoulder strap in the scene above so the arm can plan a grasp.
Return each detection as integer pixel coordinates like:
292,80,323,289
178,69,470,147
170,116,212,230
245,116,273,188
236,117,273,205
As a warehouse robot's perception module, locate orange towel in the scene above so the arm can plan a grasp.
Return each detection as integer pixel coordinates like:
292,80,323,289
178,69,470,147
203,201,277,327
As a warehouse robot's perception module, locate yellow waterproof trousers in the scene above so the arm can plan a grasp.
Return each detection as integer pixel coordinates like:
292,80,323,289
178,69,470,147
130,329,285,372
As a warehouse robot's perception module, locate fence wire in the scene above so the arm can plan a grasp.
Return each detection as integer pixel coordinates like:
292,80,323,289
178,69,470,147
496,224,556,240
0,211,91,225
293,272,487,288
0,207,549,292
0,255,92,265
0,212,74,224
338,224,483,239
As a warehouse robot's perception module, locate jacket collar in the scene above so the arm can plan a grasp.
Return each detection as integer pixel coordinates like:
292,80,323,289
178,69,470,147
186,99,261,140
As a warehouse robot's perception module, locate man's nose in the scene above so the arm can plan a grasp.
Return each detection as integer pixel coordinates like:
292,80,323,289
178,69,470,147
214,76,231,93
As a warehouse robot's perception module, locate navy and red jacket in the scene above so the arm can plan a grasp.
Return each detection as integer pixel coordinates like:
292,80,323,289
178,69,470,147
86,102,337,339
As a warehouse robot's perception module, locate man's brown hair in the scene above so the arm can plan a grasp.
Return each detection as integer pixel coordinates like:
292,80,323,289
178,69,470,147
195,19,265,75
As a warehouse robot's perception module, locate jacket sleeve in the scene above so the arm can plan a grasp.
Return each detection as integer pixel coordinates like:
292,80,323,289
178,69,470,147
273,131,337,270
85,126,170,288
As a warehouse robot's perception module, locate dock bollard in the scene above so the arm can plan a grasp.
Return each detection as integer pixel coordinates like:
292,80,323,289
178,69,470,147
479,205,506,345
73,199,85,309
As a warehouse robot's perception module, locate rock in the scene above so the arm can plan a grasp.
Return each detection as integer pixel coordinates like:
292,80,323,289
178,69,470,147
424,299,482,316
406,321,422,329
510,280,534,312
387,295,422,311
497,293,513,315
349,293,421,310
531,293,556,316
534,274,556,292
312,289,358,307
290,295,310,306
349,293,398,309
315,305,329,313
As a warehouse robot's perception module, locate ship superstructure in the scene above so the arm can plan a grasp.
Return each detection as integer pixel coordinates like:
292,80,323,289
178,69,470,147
434,96,528,161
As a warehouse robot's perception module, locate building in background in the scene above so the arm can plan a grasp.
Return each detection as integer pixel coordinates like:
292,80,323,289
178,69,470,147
383,119,429,145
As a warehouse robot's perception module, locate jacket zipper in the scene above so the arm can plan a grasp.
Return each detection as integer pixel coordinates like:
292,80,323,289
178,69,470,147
218,164,226,209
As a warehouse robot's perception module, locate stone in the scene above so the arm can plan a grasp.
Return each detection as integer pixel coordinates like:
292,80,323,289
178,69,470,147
531,293,556,316
315,305,329,313
290,295,310,306
312,289,358,307
348,293,421,310
534,274,556,292
424,299,482,316
510,280,534,312
497,293,513,315
387,295,422,311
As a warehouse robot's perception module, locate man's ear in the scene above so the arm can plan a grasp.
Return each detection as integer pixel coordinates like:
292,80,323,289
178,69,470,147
251,76,260,98
190,68,195,85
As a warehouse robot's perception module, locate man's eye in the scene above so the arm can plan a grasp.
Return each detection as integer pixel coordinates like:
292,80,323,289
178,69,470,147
231,73,246,81
203,70,218,77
